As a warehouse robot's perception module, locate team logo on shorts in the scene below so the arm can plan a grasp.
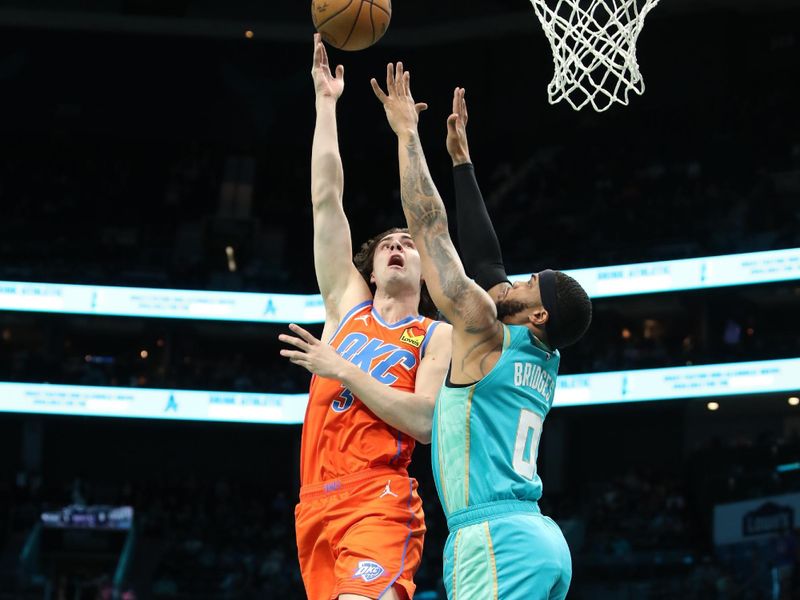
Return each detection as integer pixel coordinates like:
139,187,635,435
400,326,426,349
353,560,385,582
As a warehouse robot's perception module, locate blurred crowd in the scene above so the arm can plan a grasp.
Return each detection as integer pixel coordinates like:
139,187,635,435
0,21,798,296
0,442,800,600
0,277,796,392
583,470,691,559
0,22,796,392
4,427,800,599
0,6,799,600
0,120,797,296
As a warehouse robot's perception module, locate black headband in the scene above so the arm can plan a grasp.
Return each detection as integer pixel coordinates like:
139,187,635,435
538,269,562,350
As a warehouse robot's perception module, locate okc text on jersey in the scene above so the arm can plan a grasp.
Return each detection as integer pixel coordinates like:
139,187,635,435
336,332,417,385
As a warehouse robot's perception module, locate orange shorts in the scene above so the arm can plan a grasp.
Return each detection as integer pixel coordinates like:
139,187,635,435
295,466,426,600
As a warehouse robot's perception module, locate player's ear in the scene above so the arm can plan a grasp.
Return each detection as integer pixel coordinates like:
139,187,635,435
370,271,376,284
528,308,548,327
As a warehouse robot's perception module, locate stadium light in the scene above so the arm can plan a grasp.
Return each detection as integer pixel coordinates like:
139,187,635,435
0,247,797,324
1,357,798,424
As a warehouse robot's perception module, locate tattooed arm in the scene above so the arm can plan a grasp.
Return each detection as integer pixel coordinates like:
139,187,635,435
371,63,504,382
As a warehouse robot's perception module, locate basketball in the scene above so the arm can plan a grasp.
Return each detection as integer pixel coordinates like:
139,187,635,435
311,0,392,52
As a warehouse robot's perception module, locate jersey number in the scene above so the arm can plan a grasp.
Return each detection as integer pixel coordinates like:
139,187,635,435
512,409,543,480
332,387,354,413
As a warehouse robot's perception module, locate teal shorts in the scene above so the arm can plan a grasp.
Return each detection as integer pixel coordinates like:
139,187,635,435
443,500,572,600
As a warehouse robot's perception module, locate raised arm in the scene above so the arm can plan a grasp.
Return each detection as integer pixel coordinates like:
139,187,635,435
446,88,511,302
310,34,371,340
371,64,504,382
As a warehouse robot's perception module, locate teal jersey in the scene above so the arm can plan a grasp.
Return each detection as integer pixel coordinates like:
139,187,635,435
432,324,560,518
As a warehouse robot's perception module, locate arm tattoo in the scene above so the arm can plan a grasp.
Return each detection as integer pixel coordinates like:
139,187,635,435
400,138,481,323
400,137,502,378
401,140,463,298
400,140,441,227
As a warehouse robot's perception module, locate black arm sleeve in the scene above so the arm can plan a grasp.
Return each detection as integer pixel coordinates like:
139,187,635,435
454,163,509,290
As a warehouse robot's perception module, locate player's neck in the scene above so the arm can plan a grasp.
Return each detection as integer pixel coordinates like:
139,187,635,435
372,288,420,324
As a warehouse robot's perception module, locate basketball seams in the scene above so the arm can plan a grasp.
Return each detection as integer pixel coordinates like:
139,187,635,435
370,0,391,18
315,0,390,51
313,0,355,30
341,0,365,49
369,0,377,46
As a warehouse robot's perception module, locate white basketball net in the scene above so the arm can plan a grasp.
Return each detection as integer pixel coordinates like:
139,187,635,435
530,0,660,112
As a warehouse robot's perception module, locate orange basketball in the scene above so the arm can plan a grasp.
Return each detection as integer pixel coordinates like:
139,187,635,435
311,0,392,52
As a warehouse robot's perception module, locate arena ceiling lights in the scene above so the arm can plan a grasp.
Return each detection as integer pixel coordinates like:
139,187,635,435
1,357,797,423
1,247,798,323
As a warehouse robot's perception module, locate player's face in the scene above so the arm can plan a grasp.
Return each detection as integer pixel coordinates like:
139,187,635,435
371,232,423,292
495,273,544,322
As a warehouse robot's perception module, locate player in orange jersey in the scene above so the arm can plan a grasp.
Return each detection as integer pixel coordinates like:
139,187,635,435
277,35,452,600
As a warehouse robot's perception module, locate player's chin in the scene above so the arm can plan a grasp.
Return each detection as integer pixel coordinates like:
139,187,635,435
397,270,421,284
384,270,418,288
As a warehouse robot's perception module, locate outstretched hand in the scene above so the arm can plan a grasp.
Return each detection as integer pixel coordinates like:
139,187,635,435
311,33,344,100
279,323,348,380
371,62,428,138
446,87,471,166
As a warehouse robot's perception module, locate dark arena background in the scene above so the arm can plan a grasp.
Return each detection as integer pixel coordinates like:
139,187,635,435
0,0,799,598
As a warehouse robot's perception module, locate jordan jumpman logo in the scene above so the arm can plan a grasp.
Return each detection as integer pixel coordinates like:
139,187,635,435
379,480,398,498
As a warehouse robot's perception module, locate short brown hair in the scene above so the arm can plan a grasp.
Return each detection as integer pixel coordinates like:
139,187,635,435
353,227,437,319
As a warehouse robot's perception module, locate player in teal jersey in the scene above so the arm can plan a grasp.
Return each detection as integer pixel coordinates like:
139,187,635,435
372,69,592,599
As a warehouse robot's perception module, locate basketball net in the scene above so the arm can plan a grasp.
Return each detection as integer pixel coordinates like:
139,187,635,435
530,0,660,112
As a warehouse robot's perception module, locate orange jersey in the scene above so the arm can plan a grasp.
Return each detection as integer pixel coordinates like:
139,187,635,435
300,300,442,486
